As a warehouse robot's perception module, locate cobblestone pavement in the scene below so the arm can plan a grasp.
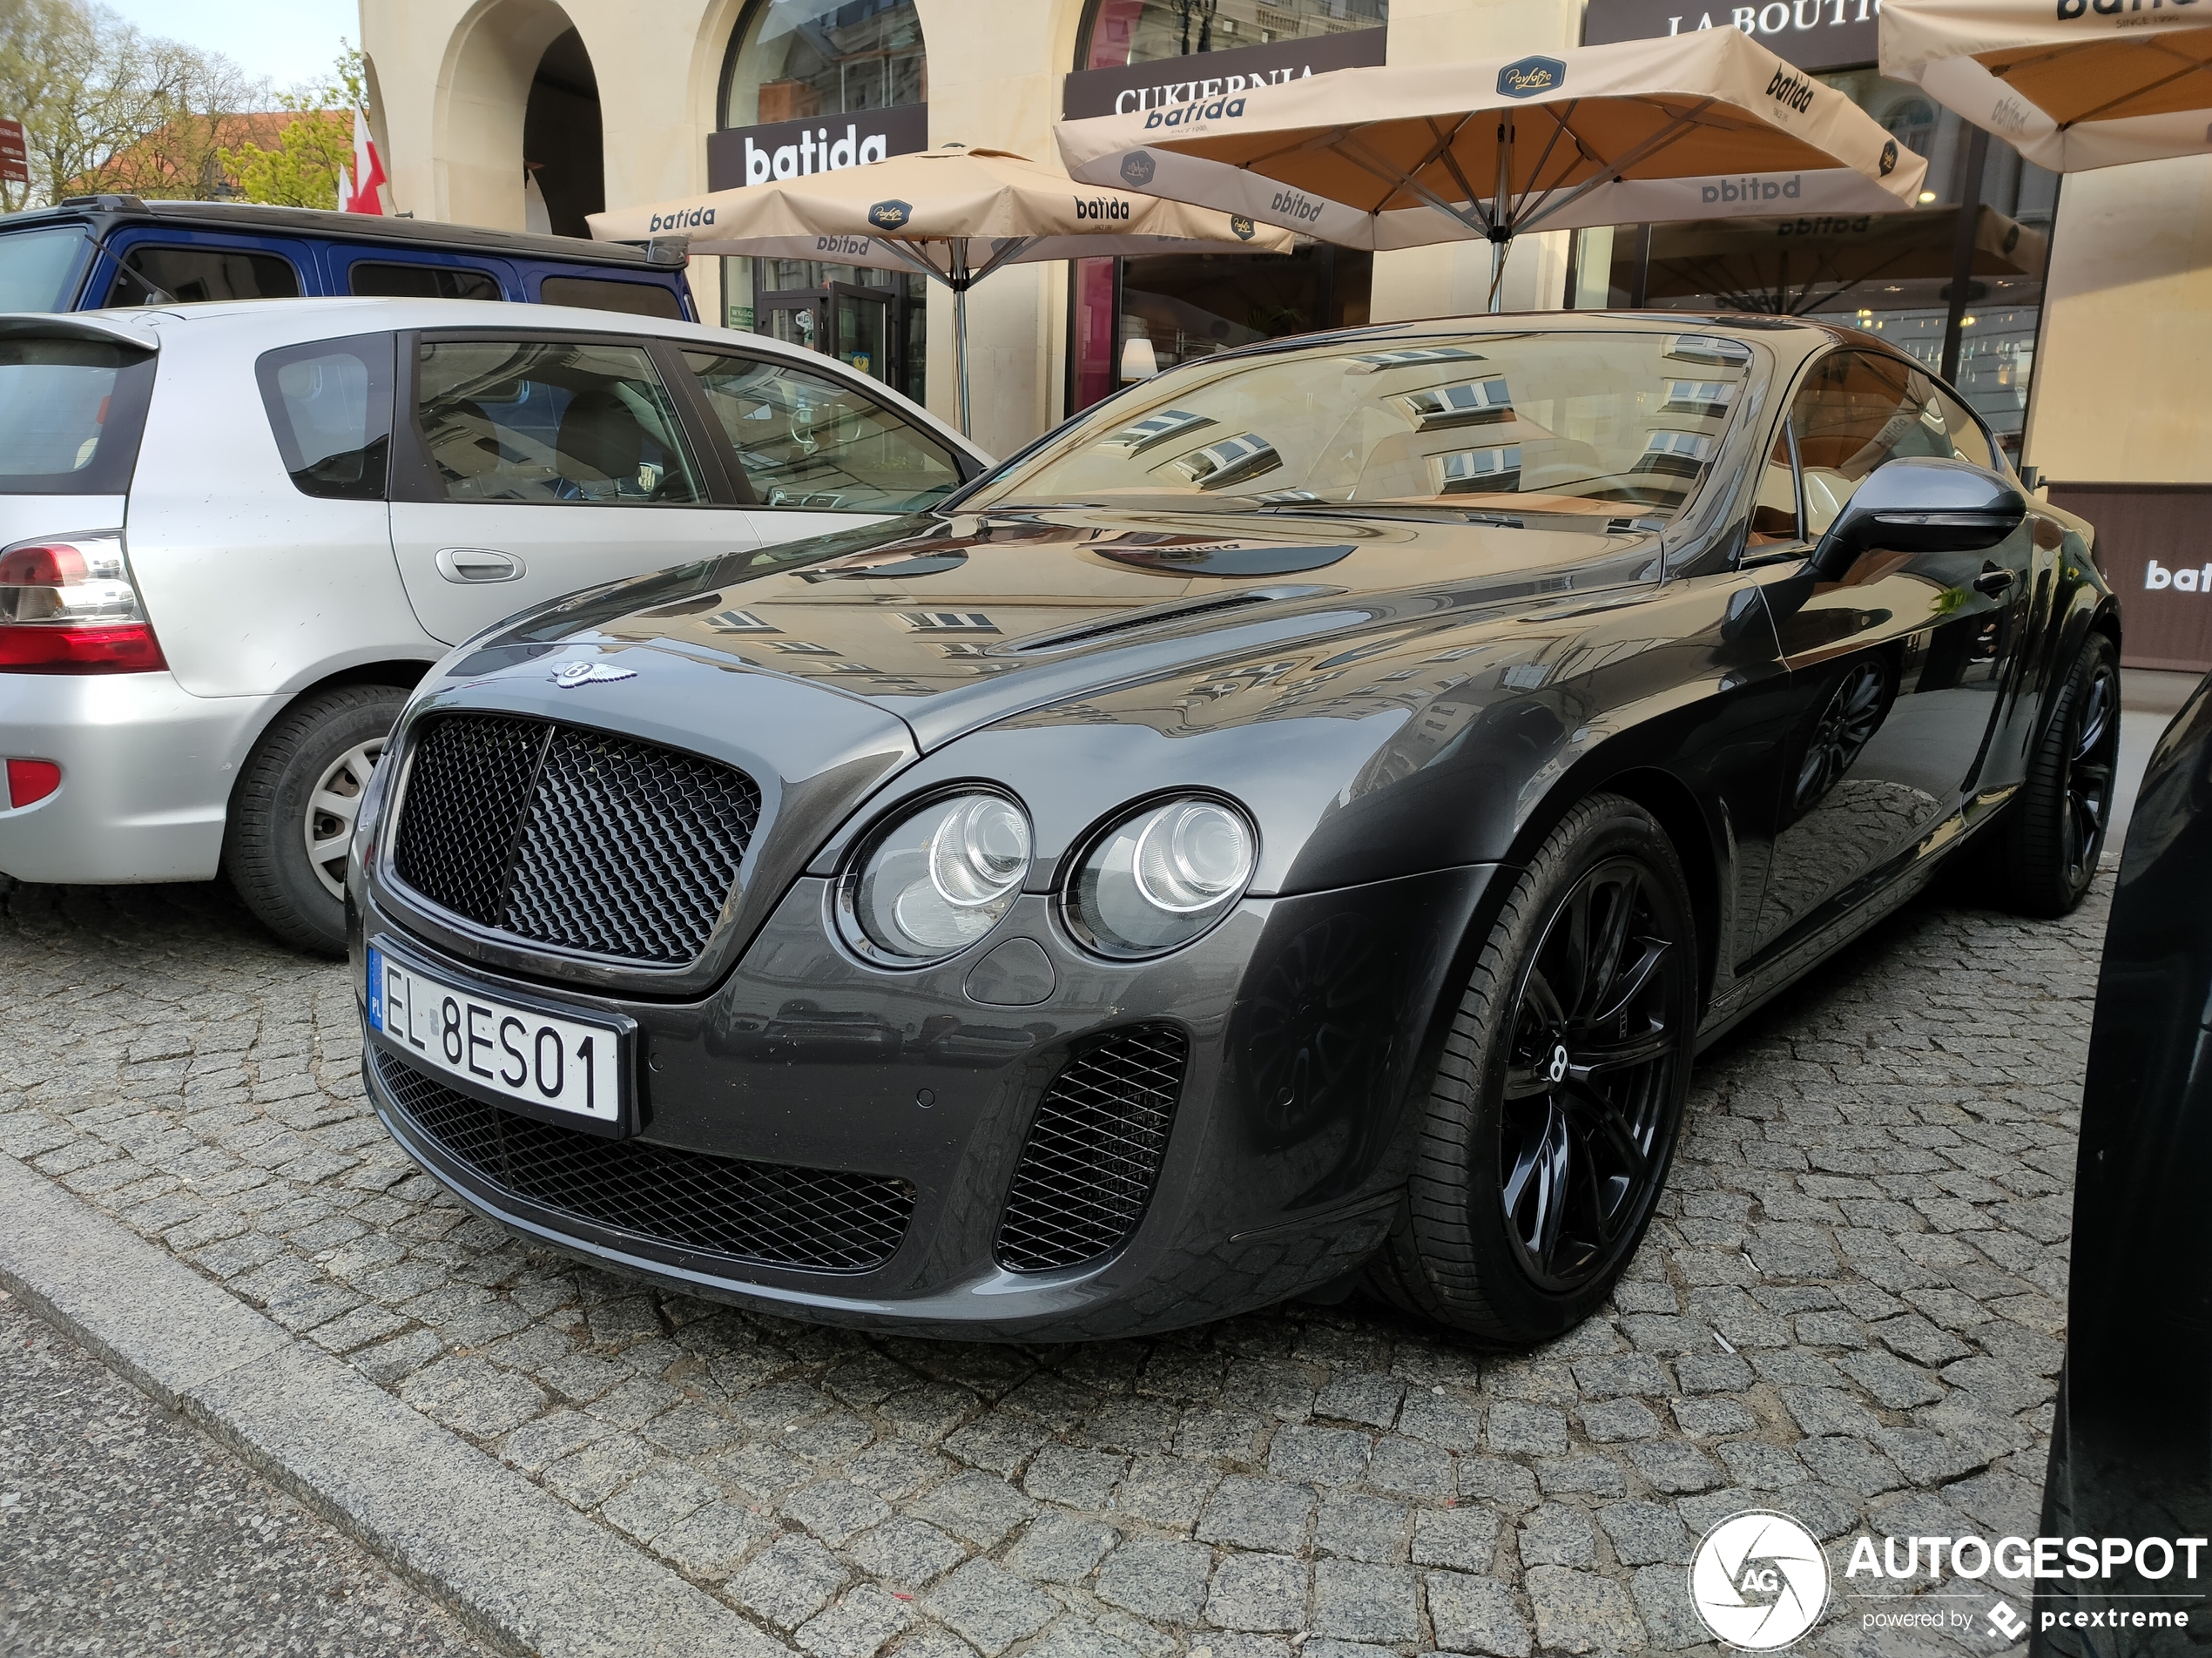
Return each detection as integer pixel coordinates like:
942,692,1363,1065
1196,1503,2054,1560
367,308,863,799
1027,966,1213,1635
0,1287,490,1657
0,874,2095,1658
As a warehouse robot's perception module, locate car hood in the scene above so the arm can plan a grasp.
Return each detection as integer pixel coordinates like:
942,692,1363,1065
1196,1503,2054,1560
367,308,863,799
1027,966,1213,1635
467,506,1668,752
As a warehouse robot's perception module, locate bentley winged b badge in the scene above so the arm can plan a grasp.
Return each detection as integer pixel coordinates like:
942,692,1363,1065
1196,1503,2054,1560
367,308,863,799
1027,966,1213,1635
549,661,637,688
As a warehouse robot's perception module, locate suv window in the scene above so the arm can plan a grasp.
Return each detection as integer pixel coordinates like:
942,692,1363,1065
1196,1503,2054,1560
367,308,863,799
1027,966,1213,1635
683,350,961,512
539,276,684,319
109,245,300,306
415,337,705,505
350,261,501,301
0,335,156,495
1787,350,1997,535
257,334,395,501
0,228,90,311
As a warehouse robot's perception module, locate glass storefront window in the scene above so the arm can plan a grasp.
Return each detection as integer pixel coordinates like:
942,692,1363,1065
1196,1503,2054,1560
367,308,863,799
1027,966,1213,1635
1082,0,1386,70
1067,243,1372,417
723,0,926,126
1565,69,2055,465
729,258,927,405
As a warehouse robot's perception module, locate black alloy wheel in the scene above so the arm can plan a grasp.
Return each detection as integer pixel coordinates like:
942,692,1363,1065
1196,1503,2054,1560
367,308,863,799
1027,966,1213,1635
1498,856,1689,1291
1794,658,1890,812
1992,632,2121,917
1370,793,1697,1344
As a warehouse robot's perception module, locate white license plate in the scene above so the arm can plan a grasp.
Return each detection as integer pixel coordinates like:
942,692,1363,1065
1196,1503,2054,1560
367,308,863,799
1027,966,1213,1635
367,943,624,1127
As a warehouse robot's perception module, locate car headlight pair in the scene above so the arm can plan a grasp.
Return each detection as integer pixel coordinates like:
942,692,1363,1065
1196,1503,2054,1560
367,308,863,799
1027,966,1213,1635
838,792,1255,967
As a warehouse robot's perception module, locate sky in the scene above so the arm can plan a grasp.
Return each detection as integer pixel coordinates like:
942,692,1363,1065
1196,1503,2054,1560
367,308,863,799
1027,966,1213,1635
103,0,361,93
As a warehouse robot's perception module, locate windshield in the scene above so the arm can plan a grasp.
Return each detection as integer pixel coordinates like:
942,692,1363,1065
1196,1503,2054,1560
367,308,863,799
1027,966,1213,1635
971,329,1756,518
0,227,91,313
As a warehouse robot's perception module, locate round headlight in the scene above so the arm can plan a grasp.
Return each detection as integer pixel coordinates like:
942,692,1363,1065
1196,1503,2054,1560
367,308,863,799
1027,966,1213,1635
841,792,1032,964
1069,797,1256,958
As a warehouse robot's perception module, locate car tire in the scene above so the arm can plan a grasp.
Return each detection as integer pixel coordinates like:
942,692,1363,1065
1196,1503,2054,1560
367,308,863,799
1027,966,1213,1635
1369,793,1698,1345
1990,633,2120,918
225,685,404,957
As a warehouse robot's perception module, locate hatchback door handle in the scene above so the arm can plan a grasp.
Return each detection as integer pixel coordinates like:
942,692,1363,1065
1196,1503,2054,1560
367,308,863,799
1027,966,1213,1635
435,547,525,583
1973,566,2015,597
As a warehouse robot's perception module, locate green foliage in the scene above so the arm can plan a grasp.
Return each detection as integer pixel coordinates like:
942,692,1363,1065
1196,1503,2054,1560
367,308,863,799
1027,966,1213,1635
221,48,366,209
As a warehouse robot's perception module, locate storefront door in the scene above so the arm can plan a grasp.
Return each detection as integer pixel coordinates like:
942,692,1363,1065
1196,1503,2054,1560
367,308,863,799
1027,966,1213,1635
829,282,893,387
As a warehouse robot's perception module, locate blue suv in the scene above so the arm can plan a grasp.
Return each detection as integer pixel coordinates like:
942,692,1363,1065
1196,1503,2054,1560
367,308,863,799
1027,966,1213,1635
0,194,694,316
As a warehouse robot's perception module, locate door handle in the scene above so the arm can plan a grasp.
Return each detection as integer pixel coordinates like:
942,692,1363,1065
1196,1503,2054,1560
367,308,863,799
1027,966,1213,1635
1972,566,2015,597
435,547,525,583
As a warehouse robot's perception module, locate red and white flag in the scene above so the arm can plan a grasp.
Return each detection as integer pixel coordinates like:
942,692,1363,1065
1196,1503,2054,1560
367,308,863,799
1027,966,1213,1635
341,108,388,214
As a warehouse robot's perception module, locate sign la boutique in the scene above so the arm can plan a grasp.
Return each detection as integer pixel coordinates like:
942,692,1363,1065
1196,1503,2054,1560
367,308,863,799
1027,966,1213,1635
1583,0,1879,72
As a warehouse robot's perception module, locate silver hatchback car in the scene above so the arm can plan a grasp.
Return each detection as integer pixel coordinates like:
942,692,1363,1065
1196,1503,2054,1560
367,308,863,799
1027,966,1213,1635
0,297,986,951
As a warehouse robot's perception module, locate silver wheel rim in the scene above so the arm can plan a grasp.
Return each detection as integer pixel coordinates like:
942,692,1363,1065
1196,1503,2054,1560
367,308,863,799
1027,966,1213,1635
304,738,385,901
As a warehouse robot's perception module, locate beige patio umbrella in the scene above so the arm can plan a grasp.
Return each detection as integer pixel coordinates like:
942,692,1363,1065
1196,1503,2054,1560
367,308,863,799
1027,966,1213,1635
1881,1,2212,172
588,145,1291,435
1054,25,1927,311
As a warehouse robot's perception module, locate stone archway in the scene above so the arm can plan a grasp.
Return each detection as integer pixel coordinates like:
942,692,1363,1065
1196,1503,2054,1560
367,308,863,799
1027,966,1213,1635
439,0,598,233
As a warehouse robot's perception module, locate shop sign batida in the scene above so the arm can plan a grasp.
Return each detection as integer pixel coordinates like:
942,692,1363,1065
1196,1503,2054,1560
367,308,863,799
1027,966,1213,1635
706,105,931,192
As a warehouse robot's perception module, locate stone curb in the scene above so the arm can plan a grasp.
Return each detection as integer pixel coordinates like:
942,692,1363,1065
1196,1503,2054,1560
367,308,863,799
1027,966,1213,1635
0,1152,793,1658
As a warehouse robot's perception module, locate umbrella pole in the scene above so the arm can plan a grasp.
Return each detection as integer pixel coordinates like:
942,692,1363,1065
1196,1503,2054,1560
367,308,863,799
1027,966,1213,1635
1489,118,1514,314
954,284,971,438
1488,236,1512,314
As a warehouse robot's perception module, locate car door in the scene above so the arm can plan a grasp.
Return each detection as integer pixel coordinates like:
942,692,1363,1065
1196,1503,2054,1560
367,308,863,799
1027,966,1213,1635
386,329,763,644
676,347,971,547
1743,347,2034,953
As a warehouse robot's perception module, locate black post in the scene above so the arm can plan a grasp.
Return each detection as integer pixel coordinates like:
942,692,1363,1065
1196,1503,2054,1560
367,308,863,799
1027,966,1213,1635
1629,223,1653,307
1942,125,1991,385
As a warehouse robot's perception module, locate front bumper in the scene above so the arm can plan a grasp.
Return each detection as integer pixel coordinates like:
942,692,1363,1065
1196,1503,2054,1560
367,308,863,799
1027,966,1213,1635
356,862,1496,1340
0,671,274,884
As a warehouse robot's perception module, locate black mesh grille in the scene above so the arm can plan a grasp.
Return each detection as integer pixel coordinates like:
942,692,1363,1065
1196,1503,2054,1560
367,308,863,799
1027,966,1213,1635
995,1023,1188,1273
374,1049,913,1273
391,714,760,966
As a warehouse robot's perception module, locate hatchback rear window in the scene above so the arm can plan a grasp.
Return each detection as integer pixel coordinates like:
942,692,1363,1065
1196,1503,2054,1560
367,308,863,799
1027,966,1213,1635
349,261,502,301
256,334,395,501
538,276,683,319
109,245,300,306
0,335,156,494
0,227,91,312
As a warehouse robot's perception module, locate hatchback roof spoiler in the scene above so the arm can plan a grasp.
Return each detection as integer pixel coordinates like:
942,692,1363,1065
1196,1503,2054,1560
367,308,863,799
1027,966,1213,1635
0,313,160,350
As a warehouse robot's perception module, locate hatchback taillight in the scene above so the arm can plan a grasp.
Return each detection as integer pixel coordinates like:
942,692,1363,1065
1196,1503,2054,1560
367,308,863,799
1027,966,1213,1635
0,530,165,673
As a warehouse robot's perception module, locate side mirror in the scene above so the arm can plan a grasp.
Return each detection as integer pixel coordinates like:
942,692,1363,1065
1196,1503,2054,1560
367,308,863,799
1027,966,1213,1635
1813,456,2027,576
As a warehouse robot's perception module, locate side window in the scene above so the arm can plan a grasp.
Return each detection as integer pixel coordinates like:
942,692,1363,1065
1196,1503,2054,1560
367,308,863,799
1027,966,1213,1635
1785,350,1954,536
538,276,685,319
1924,381,1996,472
350,261,502,301
1748,425,1800,547
110,244,300,306
415,337,705,506
682,350,962,512
257,334,395,501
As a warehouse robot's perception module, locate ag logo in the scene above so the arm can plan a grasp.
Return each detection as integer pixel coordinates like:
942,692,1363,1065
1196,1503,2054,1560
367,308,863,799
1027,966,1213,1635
1231,214,1256,240
1497,55,1565,98
1878,138,1898,177
1121,151,1156,186
1689,1511,1829,1649
866,199,912,231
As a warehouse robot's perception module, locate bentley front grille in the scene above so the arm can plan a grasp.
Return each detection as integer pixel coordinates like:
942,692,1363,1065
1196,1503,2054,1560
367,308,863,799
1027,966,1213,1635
391,713,760,967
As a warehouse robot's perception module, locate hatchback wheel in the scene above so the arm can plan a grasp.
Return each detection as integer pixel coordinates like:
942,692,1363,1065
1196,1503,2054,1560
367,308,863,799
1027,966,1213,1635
226,686,405,956
1372,793,1696,1344
1991,633,2120,917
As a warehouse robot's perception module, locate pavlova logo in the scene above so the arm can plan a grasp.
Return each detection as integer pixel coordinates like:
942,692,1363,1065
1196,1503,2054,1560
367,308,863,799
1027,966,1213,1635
648,206,716,233
1120,152,1156,187
1231,215,1256,240
1498,55,1565,98
1691,1511,1830,1649
1879,138,1899,176
867,199,912,231
1074,195,1130,221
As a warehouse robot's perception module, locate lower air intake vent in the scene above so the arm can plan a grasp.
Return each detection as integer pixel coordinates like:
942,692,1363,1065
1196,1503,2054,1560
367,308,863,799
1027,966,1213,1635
994,1023,1188,1272
374,1049,912,1273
